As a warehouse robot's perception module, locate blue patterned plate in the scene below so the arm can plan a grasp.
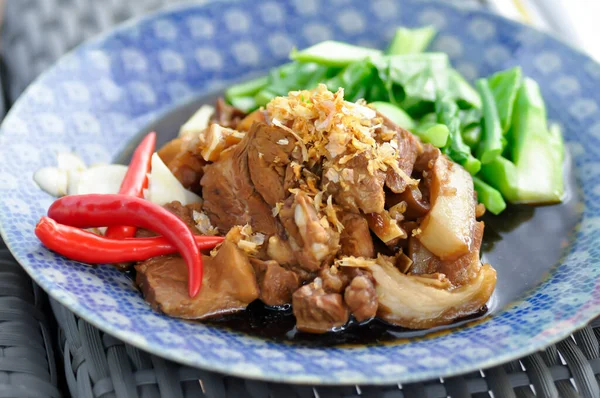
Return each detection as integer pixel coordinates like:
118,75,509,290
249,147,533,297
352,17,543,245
1,0,599,385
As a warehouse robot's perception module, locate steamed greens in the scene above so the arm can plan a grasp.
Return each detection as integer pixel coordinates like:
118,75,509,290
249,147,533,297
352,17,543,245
225,26,565,214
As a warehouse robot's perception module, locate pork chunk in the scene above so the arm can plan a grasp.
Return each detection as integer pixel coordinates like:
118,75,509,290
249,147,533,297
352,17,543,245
201,131,280,235
212,97,246,129
136,240,259,319
250,258,300,306
344,274,378,322
135,201,203,238
319,266,351,294
247,122,299,208
322,155,386,214
379,118,422,194
278,191,340,272
339,212,375,258
292,278,349,333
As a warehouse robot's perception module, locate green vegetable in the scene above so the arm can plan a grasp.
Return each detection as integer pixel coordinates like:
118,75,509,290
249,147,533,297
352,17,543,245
225,75,268,102
509,78,564,204
229,96,257,113
479,156,518,202
475,79,504,164
371,55,480,112
254,89,277,107
326,59,375,102
266,62,332,96
370,101,415,129
383,53,450,103
473,176,507,215
416,124,449,148
447,69,481,109
387,26,436,55
462,126,481,150
459,108,482,130
251,62,336,107
290,41,382,67
488,66,522,133
221,28,565,214
436,93,481,175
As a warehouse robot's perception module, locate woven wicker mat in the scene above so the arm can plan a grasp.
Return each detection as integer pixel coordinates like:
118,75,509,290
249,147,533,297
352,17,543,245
0,241,59,398
49,290,600,397
1,0,600,397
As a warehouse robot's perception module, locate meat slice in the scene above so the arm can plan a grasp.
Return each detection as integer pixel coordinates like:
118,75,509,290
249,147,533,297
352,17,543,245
250,258,300,306
377,112,422,194
164,201,203,232
322,154,386,214
292,278,349,333
201,131,280,236
339,213,375,258
319,266,351,294
158,137,185,166
135,201,203,238
212,97,246,129
344,274,378,322
413,143,440,174
247,122,299,207
278,191,340,272
136,240,259,319
410,221,485,286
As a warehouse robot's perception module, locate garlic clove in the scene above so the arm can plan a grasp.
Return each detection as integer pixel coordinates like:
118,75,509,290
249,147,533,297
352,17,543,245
34,167,68,197
57,152,87,172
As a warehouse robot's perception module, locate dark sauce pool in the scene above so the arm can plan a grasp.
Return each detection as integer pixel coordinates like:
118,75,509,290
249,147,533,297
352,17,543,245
119,92,581,347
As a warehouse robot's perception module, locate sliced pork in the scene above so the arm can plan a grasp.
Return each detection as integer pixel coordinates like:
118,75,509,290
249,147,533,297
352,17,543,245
201,132,280,236
292,278,349,334
136,240,259,319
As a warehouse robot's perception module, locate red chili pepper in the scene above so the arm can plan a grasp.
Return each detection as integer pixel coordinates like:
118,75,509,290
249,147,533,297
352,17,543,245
35,217,223,263
48,194,203,297
105,132,157,239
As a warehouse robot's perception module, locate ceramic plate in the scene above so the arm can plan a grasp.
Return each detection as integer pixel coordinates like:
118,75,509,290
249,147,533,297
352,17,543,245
0,0,599,385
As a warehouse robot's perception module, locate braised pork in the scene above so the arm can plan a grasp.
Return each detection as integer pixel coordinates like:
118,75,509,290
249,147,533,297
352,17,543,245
136,241,259,319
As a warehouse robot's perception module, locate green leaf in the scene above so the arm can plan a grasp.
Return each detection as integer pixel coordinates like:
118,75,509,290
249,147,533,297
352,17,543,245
447,69,481,109
225,76,268,102
458,108,482,130
290,41,382,67
436,93,481,175
382,53,450,103
488,66,522,133
326,59,375,101
387,26,437,55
